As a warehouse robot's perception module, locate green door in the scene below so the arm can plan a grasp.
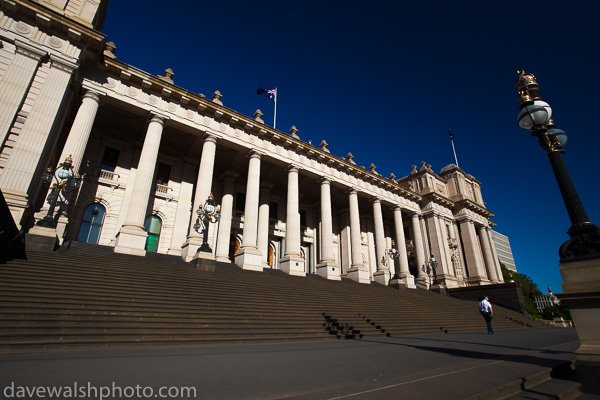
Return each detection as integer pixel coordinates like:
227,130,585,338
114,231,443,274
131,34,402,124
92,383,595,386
144,215,162,252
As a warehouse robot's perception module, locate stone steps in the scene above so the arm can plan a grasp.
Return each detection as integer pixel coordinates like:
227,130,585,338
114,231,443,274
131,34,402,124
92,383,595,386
0,241,549,350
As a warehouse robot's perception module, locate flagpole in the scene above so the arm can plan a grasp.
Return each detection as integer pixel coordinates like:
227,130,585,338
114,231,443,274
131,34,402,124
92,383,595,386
449,129,459,168
273,88,277,129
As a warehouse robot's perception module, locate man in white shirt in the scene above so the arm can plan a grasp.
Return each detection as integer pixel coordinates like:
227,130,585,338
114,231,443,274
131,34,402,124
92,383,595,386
479,296,494,334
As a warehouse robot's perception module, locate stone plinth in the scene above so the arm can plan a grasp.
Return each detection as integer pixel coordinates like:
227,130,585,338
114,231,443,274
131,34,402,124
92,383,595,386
316,262,341,281
373,270,390,285
25,226,59,252
559,257,600,394
279,256,306,277
235,247,263,272
347,267,370,284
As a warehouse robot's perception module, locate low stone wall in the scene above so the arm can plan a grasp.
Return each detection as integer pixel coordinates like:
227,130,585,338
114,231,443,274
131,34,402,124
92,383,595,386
448,283,528,315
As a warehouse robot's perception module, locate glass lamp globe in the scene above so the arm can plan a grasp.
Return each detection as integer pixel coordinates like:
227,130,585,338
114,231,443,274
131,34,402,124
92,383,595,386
517,101,552,130
57,168,71,180
205,203,214,214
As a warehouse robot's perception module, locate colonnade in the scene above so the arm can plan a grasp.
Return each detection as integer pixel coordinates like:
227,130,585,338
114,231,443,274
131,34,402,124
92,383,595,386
17,88,502,287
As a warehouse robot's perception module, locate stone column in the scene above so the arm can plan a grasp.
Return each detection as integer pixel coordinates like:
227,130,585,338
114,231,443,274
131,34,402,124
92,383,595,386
459,220,488,284
114,114,165,256
425,213,451,286
257,182,272,267
372,198,389,285
215,171,237,263
181,134,218,261
168,160,196,255
0,40,48,146
478,225,499,283
29,89,103,241
412,213,429,289
316,178,340,280
346,188,370,283
234,150,263,271
280,165,305,276
393,206,415,288
0,54,78,228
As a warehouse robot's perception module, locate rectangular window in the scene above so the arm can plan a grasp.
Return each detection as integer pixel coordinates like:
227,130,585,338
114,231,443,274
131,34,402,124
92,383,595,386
269,201,278,220
235,192,246,212
300,209,307,227
100,147,119,172
155,163,171,185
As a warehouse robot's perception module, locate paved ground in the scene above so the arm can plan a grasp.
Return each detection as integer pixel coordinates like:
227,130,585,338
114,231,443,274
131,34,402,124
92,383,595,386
0,328,584,399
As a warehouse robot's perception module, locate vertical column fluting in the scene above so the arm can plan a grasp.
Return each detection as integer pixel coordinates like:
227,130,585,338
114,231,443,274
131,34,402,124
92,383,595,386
458,220,487,283
372,198,389,285
348,189,363,269
319,178,334,263
57,90,102,173
234,150,264,271
411,213,427,279
279,165,305,276
393,206,414,287
215,172,237,263
257,183,272,266
0,41,47,145
284,166,301,257
478,225,499,283
181,134,218,261
114,114,165,256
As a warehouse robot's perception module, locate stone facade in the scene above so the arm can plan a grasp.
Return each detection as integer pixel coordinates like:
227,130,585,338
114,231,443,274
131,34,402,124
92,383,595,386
0,0,504,289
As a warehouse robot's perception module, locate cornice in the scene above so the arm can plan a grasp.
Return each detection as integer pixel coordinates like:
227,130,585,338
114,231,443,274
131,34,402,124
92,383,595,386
102,57,422,204
421,191,454,208
454,198,494,218
8,0,106,46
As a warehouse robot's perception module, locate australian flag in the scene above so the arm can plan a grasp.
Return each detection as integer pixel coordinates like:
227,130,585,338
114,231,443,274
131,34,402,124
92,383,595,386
449,129,454,139
257,87,276,101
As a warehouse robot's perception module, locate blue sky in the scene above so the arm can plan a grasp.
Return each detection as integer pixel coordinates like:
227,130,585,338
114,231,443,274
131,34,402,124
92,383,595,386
100,1,600,293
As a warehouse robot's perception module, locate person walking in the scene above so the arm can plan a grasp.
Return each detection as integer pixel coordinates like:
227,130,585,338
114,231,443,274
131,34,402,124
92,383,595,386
479,296,494,334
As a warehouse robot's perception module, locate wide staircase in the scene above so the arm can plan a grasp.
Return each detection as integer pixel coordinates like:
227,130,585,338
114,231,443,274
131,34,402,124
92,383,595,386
0,242,549,352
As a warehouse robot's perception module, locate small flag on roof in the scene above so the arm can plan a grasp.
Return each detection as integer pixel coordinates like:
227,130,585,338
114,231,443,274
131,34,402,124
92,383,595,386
257,87,276,101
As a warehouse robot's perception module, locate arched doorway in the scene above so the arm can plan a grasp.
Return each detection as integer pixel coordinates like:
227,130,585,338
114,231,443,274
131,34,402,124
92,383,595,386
144,215,162,252
77,203,106,244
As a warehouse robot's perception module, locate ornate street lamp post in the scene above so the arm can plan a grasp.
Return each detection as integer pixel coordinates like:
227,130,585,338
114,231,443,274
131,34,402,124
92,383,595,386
38,155,82,228
515,70,600,394
515,70,600,259
193,193,221,253
383,240,401,281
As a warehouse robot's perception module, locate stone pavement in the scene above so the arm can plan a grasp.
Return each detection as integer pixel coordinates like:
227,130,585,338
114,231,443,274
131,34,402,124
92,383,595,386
0,327,590,399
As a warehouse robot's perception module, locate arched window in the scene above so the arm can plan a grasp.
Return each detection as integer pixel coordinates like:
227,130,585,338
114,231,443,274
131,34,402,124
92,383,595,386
144,215,162,252
77,203,106,244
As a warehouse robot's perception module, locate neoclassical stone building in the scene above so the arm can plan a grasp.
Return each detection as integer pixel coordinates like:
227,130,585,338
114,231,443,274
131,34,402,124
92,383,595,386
0,0,503,289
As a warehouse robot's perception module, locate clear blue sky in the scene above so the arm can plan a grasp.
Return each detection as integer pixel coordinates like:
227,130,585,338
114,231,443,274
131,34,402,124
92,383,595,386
100,1,600,294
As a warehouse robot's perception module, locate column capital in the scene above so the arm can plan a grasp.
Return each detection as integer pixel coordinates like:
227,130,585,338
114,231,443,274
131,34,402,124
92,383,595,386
148,111,169,125
260,182,274,190
319,177,331,185
81,89,103,104
48,54,78,74
219,170,239,182
14,39,48,61
346,187,358,196
286,164,300,173
248,149,263,160
393,204,403,212
371,197,382,205
203,133,219,145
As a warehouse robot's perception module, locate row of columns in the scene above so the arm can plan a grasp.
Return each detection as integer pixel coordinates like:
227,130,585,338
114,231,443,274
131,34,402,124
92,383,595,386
22,88,501,287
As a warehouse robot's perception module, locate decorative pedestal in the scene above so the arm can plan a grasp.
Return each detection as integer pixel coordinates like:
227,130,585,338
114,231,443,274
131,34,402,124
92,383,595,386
181,237,203,262
316,262,341,281
25,226,59,252
114,225,147,256
389,277,407,291
346,267,370,284
279,255,306,277
415,276,430,290
373,270,390,285
559,257,600,394
234,247,264,272
400,273,416,289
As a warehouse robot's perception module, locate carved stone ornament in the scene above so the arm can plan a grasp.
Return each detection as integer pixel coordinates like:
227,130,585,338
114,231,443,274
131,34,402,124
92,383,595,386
559,225,600,262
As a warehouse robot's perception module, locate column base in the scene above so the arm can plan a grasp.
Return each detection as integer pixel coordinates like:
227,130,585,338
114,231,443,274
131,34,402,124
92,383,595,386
195,257,216,272
346,267,371,284
25,226,59,252
180,236,204,262
415,275,430,290
235,246,264,272
373,270,390,285
316,261,341,281
400,273,416,289
280,255,306,277
389,278,407,291
2,189,29,228
114,225,147,257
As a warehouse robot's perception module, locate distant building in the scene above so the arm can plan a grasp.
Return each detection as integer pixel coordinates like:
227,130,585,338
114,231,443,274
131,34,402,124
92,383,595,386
492,231,517,272
534,287,560,314
0,0,504,290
